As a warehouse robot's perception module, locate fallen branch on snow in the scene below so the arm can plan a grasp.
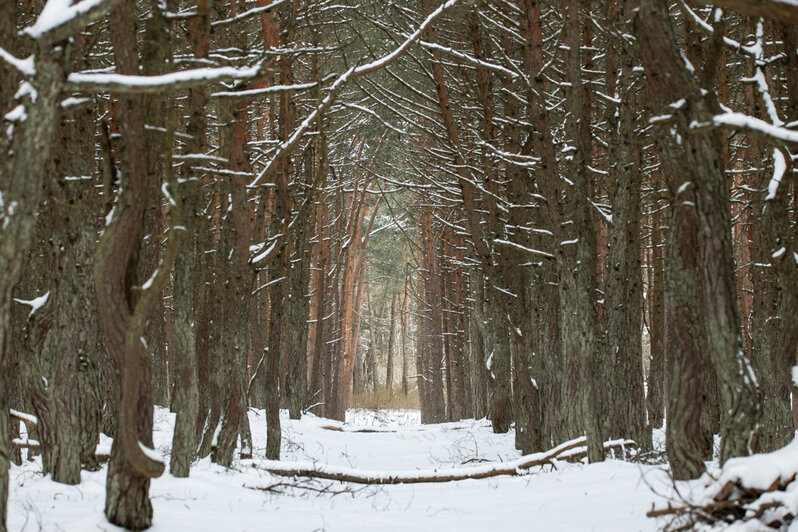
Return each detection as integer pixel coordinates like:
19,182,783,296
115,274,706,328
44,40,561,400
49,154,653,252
319,425,397,434
258,436,634,485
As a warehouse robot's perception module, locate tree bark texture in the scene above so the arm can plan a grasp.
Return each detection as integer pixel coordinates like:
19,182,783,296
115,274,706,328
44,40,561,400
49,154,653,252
638,0,760,464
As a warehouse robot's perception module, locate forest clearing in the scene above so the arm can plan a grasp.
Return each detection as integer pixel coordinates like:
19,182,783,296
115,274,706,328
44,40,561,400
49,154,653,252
1,0,797,530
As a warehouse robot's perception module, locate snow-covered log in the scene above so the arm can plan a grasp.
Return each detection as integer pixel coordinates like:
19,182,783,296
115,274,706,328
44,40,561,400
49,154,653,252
259,437,634,485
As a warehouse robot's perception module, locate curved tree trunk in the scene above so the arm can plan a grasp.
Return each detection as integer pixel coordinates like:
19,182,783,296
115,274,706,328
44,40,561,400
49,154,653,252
99,3,168,527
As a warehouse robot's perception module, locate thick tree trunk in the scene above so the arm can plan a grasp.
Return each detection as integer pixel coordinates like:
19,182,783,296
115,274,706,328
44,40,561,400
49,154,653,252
638,0,760,464
213,97,253,466
602,8,648,447
0,3,78,526
663,184,712,480
561,0,603,463
747,24,798,452
40,101,104,483
285,184,313,418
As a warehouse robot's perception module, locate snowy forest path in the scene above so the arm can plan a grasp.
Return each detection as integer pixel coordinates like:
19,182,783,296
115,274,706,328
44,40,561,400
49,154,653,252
8,407,671,531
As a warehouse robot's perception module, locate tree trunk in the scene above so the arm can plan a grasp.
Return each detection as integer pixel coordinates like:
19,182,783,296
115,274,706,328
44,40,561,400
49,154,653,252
602,5,648,446
387,293,397,397
638,0,760,464
100,3,168,527
0,1,80,526
40,100,103,483
169,0,210,478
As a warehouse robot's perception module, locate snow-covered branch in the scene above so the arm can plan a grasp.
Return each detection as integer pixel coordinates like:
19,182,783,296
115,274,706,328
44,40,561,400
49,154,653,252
67,66,261,93
697,0,798,25
23,0,124,44
0,48,34,76
248,0,480,188
419,40,518,79
212,81,318,99
705,113,798,147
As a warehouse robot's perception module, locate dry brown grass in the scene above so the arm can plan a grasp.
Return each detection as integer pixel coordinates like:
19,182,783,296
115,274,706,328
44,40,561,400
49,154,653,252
349,387,420,410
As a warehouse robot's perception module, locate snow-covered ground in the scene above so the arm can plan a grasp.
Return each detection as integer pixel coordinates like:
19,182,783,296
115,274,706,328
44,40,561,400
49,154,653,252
8,408,673,531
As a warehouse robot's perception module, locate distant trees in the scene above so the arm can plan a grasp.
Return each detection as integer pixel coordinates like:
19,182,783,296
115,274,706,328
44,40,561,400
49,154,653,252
349,0,796,476
1,0,796,530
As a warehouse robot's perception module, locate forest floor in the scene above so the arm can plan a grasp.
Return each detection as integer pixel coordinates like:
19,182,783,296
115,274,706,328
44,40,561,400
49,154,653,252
8,408,677,531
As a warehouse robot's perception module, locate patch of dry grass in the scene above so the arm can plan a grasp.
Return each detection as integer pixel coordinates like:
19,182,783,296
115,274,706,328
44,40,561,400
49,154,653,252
349,387,420,410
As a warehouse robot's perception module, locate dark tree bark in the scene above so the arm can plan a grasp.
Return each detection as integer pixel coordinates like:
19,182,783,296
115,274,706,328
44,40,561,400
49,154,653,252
285,171,314,418
0,0,111,523
212,66,253,467
663,181,712,479
99,3,171,527
485,297,512,433
420,210,446,422
141,0,173,408
559,0,604,463
747,23,798,452
283,1,313,421
386,293,398,397
401,274,412,398
646,175,666,431
602,1,648,447
169,0,210,478
39,100,104,483
637,0,760,464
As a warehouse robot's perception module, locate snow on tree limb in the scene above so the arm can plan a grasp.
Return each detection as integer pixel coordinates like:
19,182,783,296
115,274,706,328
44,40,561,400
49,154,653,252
212,81,318,99
697,0,798,25
67,65,261,93
23,0,125,44
419,40,519,79
693,113,798,147
0,48,34,76
248,0,481,188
